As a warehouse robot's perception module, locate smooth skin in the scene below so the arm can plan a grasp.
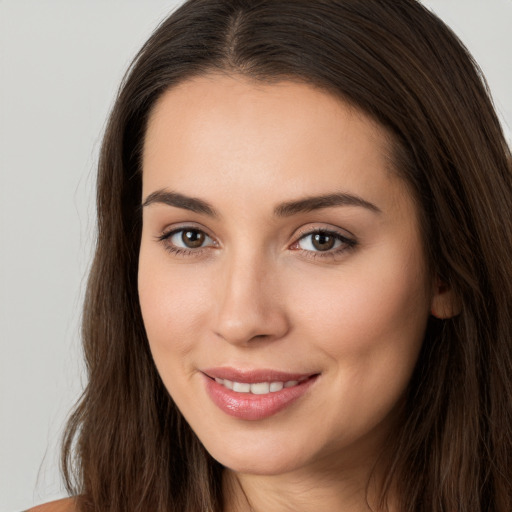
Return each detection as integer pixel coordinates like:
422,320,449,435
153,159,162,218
138,75,457,512
32,75,456,512
26,497,76,512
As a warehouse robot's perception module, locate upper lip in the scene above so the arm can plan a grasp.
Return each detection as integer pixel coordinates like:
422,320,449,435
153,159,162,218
202,367,318,383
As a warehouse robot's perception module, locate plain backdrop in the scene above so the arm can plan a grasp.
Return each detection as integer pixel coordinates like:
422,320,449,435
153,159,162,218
1,1,511,511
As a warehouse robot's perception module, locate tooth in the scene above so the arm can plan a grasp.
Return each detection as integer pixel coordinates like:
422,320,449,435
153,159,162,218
269,382,284,393
270,382,284,392
215,378,303,393
251,382,270,394
233,381,251,393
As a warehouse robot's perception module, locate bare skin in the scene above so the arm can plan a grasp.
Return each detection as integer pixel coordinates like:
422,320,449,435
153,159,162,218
26,497,76,512
138,75,458,511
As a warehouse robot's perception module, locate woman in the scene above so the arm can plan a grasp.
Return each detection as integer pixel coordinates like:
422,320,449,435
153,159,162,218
30,0,512,511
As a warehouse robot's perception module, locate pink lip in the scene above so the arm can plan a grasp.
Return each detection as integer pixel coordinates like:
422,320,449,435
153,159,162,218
202,367,319,421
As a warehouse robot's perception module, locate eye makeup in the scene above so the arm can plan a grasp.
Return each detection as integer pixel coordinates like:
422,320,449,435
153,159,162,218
155,224,357,261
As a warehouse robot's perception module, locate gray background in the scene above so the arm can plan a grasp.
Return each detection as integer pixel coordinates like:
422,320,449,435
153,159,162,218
1,1,511,511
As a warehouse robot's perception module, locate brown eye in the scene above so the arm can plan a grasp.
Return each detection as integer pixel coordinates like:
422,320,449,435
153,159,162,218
295,230,354,254
312,232,335,251
182,229,205,248
163,228,215,252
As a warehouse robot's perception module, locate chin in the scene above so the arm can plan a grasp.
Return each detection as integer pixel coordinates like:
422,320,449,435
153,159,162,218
215,451,307,476
198,429,319,476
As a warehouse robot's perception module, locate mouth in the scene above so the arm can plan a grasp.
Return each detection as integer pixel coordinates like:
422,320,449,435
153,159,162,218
201,368,320,420
210,376,311,395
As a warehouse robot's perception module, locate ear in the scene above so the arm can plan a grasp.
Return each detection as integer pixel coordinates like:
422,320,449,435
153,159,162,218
430,276,461,319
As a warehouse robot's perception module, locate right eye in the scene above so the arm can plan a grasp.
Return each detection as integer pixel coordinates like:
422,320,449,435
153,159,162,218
158,227,216,255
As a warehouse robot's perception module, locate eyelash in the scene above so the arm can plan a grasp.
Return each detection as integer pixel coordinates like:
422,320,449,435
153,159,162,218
291,228,357,260
156,226,357,260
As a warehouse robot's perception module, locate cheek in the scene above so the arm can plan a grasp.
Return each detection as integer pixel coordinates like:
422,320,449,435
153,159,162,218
287,252,429,437
138,253,212,359
290,246,430,364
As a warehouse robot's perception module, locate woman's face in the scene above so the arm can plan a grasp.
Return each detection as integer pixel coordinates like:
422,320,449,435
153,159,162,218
138,75,435,476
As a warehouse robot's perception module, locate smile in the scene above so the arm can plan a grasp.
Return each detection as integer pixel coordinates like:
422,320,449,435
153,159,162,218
203,369,319,420
214,377,309,394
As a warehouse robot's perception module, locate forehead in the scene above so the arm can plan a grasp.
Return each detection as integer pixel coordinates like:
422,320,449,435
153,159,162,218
142,74,408,215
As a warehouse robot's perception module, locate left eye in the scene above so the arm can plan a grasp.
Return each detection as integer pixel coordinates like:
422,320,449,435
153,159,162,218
296,231,349,252
167,228,214,249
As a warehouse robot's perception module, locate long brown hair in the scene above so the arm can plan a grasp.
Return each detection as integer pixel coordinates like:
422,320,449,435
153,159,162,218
62,1,512,510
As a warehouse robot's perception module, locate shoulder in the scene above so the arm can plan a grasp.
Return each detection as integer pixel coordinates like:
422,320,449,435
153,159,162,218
25,497,77,512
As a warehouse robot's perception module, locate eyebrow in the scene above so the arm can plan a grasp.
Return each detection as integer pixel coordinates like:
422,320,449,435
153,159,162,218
274,192,381,217
141,189,381,217
142,190,219,217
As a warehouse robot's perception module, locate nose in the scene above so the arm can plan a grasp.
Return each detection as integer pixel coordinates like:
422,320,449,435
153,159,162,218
212,252,290,346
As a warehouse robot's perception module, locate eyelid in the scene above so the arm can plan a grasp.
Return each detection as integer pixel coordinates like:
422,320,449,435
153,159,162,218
292,223,356,241
157,222,216,242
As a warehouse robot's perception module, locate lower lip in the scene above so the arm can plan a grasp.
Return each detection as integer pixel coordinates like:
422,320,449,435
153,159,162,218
203,374,318,421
